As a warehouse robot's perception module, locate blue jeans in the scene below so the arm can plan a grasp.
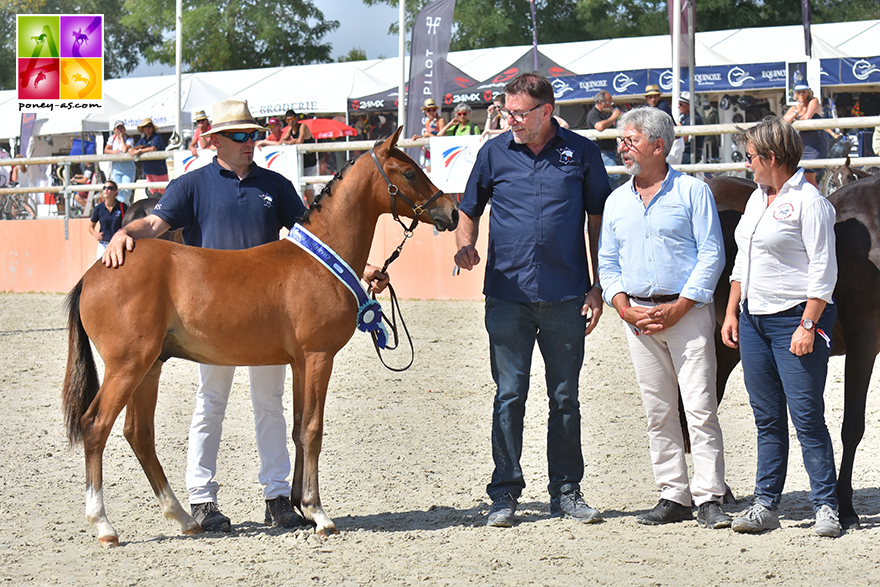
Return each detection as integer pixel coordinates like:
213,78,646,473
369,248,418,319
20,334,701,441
484,296,586,500
111,161,136,205
600,150,620,189
739,300,838,511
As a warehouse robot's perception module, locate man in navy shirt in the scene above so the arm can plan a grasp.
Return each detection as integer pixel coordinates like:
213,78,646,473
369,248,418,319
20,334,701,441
131,117,169,194
103,99,388,534
454,73,611,527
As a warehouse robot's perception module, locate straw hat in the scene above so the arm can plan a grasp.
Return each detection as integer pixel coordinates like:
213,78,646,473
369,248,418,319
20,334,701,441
194,110,208,122
201,99,267,136
137,117,155,131
421,98,439,111
645,84,661,96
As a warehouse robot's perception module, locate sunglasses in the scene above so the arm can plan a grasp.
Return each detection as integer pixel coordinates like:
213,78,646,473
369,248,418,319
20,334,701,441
102,185,117,191
217,130,260,143
456,112,468,117
745,152,759,164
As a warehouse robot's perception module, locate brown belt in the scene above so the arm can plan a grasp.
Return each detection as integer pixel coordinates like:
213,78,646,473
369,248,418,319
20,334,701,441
628,294,680,303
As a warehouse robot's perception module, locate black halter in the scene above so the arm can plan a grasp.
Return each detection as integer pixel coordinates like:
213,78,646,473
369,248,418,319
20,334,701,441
370,146,444,237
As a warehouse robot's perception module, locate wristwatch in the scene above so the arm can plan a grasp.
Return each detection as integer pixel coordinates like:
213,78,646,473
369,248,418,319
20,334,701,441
800,318,816,331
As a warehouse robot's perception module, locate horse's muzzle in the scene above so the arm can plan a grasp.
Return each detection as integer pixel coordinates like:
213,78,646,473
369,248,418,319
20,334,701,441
430,206,459,232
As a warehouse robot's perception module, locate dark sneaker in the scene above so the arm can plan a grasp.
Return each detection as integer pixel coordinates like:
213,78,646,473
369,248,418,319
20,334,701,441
814,505,841,538
550,488,603,523
487,494,517,527
636,499,693,525
731,503,780,533
264,496,309,529
191,502,231,532
697,501,732,529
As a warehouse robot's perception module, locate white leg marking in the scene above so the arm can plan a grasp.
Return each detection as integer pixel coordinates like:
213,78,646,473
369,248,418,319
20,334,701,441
85,486,118,545
156,484,200,534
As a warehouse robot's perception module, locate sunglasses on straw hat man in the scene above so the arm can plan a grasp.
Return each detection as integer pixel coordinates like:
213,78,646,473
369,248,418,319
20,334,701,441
201,100,267,141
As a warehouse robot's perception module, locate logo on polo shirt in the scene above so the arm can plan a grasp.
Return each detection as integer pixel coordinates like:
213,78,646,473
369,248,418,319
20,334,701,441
259,193,274,208
773,202,795,220
557,147,574,164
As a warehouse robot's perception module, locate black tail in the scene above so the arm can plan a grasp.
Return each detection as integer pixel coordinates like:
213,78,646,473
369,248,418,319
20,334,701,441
62,279,99,447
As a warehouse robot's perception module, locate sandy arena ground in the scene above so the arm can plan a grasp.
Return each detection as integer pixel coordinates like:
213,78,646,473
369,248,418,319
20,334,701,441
1,292,879,586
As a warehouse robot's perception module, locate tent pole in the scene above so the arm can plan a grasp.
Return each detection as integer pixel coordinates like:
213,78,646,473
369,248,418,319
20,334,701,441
398,0,406,135
175,0,182,145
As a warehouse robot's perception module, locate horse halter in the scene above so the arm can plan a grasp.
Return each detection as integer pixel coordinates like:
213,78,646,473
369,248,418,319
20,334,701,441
369,147,444,236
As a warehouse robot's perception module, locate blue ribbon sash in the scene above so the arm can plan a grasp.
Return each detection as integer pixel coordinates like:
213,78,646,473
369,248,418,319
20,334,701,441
286,224,389,348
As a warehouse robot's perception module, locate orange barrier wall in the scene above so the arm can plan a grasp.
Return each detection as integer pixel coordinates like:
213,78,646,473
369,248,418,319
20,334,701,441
1,216,488,299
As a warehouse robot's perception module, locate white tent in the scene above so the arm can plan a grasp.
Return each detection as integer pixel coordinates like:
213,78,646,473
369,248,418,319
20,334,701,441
115,75,234,131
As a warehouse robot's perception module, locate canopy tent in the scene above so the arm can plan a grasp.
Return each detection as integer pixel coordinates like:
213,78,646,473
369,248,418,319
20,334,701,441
348,63,478,114
114,75,233,132
444,49,575,108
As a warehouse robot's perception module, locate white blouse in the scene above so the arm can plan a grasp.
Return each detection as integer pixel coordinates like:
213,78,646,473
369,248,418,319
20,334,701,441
730,169,837,315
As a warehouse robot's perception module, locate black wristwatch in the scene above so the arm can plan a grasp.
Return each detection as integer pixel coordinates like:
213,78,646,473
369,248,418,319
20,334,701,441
800,318,816,331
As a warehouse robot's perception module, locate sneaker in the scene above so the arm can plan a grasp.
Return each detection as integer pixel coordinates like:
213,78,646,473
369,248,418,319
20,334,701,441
486,494,517,527
550,488,603,523
636,499,693,525
265,496,309,529
191,502,231,532
697,501,732,529
814,505,841,538
731,503,780,534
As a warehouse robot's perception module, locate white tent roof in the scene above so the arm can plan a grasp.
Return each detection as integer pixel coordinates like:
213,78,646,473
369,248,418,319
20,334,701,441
115,75,234,131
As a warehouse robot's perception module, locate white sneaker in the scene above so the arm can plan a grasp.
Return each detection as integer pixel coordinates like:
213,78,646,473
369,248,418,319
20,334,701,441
731,503,780,533
814,505,841,538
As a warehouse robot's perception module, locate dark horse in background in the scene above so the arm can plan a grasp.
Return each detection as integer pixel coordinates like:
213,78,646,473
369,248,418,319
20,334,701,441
62,128,459,547
708,173,880,530
122,197,182,243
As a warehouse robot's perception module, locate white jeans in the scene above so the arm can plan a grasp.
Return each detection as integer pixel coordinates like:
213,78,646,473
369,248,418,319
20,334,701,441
186,364,291,504
624,301,726,507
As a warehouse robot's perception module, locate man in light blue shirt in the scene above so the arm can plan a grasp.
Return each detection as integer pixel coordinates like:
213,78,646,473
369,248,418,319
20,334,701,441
598,107,731,530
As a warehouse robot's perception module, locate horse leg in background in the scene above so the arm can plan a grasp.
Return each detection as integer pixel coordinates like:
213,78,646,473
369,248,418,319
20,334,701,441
122,359,201,535
837,335,877,530
291,353,337,535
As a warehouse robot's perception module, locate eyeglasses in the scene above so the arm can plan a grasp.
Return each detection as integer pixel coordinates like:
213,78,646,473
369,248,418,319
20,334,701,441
425,108,438,113
217,130,260,143
616,136,638,150
456,112,468,117
500,103,545,123
744,152,759,164
102,185,117,191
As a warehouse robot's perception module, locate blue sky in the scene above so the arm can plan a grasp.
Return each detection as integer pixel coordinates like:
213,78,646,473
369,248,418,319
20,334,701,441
131,0,402,77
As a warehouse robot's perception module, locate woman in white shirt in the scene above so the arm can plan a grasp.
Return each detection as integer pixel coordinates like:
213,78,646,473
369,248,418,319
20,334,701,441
104,121,136,205
720,116,840,538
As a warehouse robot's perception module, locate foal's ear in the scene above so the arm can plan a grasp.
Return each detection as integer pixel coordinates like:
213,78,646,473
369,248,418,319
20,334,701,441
380,126,404,153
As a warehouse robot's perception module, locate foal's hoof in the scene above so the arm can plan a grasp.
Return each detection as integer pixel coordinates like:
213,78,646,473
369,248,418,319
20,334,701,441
98,535,119,548
840,513,861,530
316,525,339,537
182,525,203,535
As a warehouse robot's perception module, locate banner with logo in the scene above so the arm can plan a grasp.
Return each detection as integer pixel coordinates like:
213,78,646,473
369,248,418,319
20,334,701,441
16,14,104,112
839,57,880,86
173,146,301,189
406,0,456,140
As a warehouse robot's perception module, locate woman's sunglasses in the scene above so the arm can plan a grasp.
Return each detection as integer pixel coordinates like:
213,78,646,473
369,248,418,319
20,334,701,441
217,130,260,143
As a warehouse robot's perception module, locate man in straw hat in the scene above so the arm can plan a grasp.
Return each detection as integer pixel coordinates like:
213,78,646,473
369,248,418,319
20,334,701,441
189,110,212,157
131,117,169,194
102,99,390,533
644,84,673,120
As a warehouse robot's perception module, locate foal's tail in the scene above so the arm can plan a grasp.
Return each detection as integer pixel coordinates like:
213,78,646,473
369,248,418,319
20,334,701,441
62,279,99,447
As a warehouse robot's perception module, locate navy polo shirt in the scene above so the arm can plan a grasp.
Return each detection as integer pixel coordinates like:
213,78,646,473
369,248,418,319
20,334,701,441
90,202,127,242
460,122,611,303
151,157,307,250
136,133,168,176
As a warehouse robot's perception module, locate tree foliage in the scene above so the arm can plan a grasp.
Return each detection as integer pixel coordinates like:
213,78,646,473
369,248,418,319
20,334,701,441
338,48,368,62
120,0,339,72
362,0,880,51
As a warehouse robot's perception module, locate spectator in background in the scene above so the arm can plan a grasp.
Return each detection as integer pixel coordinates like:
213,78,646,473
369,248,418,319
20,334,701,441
132,117,169,195
255,117,284,150
280,110,317,202
645,85,673,121
104,121,136,205
679,92,704,165
483,94,508,138
439,103,481,136
782,83,827,188
413,98,448,173
71,161,106,212
88,180,127,260
189,110,212,156
588,90,621,189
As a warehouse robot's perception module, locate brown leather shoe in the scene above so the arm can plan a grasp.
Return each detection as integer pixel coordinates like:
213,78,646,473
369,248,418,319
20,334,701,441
264,496,309,528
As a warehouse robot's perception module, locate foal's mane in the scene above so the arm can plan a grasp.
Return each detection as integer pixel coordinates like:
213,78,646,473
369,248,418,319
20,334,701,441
299,138,395,224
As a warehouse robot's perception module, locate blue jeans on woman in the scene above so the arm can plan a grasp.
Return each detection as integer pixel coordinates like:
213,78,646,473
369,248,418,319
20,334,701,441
484,295,587,501
111,161,136,205
739,300,838,512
